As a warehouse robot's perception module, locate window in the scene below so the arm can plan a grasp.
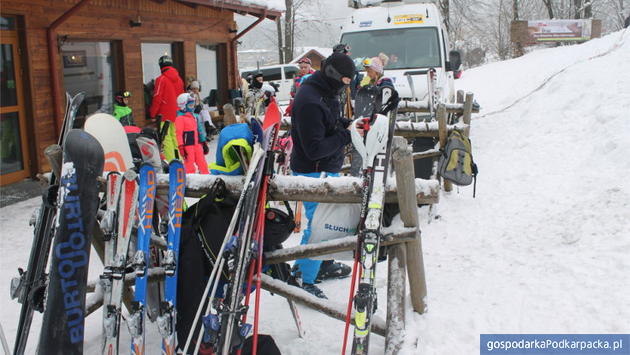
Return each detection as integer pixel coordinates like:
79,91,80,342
284,66,299,80
261,67,282,81
196,44,218,102
0,16,15,31
341,27,441,69
142,43,172,84
61,41,119,125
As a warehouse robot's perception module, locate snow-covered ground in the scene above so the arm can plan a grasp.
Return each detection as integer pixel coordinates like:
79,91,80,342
1,29,629,354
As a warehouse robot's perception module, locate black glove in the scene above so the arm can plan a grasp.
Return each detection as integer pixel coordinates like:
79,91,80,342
202,142,209,155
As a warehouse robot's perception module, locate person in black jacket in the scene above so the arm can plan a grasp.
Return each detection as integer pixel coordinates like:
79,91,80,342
289,53,357,298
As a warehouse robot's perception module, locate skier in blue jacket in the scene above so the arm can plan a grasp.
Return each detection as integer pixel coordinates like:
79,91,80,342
290,53,358,298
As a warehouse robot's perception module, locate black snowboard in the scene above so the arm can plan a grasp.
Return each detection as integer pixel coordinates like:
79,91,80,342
37,129,104,354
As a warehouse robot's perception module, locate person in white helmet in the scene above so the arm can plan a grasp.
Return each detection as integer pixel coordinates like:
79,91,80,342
175,93,209,174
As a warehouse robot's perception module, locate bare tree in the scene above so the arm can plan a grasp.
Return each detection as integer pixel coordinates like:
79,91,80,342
439,0,451,32
542,0,556,18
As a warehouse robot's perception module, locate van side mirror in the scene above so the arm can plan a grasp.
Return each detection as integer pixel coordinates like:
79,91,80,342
447,50,462,71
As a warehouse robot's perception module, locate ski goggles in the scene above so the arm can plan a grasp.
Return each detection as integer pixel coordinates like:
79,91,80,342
362,58,373,67
297,57,312,65
121,91,131,98
333,43,351,54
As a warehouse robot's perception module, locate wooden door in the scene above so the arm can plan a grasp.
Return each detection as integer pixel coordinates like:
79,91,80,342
0,15,30,185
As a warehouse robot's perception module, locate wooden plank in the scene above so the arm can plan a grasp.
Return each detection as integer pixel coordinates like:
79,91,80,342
391,137,428,314
385,244,406,354
156,174,441,205
264,229,417,264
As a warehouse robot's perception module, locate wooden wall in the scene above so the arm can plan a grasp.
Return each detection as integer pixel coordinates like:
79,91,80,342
1,0,238,174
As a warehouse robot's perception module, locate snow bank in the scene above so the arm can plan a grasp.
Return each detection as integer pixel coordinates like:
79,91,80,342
402,29,630,354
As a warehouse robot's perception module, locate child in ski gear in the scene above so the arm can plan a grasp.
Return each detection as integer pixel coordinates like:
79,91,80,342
175,93,209,174
150,55,185,161
113,90,134,126
289,52,357,298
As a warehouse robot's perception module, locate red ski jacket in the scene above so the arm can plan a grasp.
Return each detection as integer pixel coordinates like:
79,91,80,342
150,66,184,122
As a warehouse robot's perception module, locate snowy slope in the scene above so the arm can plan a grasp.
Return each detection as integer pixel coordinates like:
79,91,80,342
1,29,629,354
400,29,630,354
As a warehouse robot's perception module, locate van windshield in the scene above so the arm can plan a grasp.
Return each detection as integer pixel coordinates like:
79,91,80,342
341,27,441,70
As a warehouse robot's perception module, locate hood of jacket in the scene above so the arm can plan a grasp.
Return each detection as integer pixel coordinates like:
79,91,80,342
161,66,181,86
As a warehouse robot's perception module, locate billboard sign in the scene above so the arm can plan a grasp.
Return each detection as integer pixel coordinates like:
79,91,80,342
527,20,592,42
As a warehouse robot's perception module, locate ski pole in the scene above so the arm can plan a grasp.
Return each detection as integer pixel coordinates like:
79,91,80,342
342,256,361,355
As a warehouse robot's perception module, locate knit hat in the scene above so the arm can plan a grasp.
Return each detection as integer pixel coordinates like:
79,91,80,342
323,53,356,84
363,53,389,75
190,80,200,89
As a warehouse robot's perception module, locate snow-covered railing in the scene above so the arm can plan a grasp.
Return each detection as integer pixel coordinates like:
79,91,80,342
279,91,477,142
397,92,479,114
156,173,440,205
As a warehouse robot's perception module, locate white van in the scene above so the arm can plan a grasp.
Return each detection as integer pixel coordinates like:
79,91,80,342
341,0,461,104
241,64,300,104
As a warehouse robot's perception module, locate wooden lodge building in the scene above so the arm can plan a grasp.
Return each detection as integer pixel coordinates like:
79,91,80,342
0,0,281,185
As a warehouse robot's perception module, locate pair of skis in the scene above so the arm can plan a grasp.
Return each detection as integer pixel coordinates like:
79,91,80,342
100,169,138,354
343,86,400,355
101,161,184,355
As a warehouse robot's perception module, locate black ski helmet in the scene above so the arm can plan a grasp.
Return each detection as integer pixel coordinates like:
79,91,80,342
115,90,131,106
263,201,296,250
159,55,173,69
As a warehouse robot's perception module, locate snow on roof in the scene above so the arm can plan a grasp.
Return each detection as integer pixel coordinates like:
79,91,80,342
237,0,285,12
290,47,334,63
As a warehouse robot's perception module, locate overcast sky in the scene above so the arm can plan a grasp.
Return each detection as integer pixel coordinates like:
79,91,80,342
236,0,354,52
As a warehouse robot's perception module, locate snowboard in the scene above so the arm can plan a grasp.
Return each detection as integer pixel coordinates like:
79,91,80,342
38,129,105,354
84,113,134,172
11,92,85,355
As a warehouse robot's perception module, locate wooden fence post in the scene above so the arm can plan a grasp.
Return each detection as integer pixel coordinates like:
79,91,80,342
437,104,452,192
463,92,474,137
385,244,407,354
392,137,427,314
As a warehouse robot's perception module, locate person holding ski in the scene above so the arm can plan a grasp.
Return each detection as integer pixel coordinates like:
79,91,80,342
175,93,210,174
289,52,358,299
113,90,134,126
150,55,185,161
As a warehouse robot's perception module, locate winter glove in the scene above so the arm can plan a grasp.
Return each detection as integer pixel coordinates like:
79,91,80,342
194,105,202,114
202,142,209,155
179,145,187,159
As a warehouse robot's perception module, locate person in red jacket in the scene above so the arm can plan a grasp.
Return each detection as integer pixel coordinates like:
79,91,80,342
150,55,184,161
175,93,209,174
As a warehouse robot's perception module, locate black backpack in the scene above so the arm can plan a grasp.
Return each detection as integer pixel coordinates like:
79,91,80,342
176,179,238,349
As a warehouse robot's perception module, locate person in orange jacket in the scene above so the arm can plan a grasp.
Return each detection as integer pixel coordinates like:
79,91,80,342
175,93,209,174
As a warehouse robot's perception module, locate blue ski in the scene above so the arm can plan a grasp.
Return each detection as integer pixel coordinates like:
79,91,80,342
157,160,186,354
128,163,157,355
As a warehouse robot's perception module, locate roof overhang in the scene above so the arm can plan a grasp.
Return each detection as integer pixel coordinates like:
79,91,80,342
178,0,283,20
